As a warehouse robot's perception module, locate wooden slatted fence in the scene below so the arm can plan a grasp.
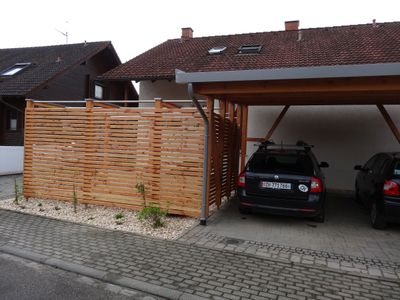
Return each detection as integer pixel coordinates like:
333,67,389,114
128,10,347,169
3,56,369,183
24,101,205,217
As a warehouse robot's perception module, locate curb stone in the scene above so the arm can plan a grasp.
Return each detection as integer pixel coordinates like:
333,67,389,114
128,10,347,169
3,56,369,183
0,244,206,300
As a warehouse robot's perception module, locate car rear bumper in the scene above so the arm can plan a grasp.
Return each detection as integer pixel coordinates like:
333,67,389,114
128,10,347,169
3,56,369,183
237,188,323,217
384,197,400,222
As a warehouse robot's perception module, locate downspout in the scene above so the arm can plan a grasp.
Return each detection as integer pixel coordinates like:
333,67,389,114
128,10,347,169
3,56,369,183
188,83,208,225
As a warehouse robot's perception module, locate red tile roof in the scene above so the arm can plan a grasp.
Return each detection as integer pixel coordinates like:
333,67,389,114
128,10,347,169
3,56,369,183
101,22,400,81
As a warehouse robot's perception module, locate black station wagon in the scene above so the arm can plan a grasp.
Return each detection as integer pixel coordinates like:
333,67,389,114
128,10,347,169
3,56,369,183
237,141,329,222
355,152,400,229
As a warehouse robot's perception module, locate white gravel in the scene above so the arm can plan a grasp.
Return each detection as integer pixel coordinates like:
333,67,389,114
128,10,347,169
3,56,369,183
0,198,197,240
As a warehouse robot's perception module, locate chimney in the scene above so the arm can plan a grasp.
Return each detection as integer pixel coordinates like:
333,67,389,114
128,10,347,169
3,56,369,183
181,27,193,39
285,20,300,31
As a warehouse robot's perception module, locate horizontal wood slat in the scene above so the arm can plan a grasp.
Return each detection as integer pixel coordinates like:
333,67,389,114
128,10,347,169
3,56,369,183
24,105,204,217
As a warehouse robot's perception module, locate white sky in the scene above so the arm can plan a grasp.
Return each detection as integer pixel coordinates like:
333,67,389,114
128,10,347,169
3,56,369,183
2,0,399,63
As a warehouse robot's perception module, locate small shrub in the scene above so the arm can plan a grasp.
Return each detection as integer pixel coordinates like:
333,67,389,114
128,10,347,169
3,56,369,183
72,184,78,213
115,220,124,225
14,179,21,205
114,212,124,220
138,204,167,228
39,208,44,212
54,206,61,211
37,203,43,207
87,217,95,221
135,182,146,207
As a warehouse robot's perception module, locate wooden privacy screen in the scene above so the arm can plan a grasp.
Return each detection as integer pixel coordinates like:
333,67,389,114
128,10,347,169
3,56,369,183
24,101,205,217
206,100,242,214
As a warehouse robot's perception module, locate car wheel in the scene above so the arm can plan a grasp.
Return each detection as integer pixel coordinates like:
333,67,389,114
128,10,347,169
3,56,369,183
370,202,386,229
239,207,250,214
355,186,362,204
313,210,325,223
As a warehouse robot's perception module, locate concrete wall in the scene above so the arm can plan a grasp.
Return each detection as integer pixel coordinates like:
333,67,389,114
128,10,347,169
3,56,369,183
139,80,400,191
247,105,400,191
0,146,23,175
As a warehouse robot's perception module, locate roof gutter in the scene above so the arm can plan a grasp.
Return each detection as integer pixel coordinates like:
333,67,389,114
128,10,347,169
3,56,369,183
188,83,208,226
176,63,400,83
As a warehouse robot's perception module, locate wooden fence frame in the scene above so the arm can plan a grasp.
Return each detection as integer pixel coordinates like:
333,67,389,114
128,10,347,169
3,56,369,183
23,99,242,218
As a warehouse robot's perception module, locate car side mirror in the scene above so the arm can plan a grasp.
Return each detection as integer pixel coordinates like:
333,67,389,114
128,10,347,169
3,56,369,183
319,161,329,168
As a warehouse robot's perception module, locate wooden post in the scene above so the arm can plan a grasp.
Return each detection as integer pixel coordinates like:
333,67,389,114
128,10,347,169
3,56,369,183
240,105,248,172
263,105,290,142
377,104,400,144
83,100,94,204
226,101,235,197
23,100,35,199
206,97,214,215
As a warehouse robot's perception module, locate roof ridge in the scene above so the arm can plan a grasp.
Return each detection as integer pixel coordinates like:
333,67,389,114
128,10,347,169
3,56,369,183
167,21,400,41
0,41,111,51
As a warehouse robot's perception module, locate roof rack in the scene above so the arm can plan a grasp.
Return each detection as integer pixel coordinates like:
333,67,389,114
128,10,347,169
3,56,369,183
257,140,314,151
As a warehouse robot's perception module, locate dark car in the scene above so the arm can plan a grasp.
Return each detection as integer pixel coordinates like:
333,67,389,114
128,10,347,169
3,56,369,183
354,152,400,229
237,141,329,222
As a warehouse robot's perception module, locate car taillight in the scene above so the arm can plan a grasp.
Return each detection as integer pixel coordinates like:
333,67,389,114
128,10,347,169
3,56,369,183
237,171,246,188
383,180,400,196
310,177,322,193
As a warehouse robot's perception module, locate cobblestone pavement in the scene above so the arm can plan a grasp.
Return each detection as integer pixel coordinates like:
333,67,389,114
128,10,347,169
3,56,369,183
0,174,22,200
179,196,400,280
0,210,399,300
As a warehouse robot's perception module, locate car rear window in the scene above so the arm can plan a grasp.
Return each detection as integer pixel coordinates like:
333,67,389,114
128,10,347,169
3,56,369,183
392,160,400,178
248,153,314,175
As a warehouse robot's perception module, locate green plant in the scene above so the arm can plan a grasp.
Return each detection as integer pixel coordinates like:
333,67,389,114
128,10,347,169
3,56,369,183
114,212,124,220
14,178,21,205
72,184,78,213
37,203,42,207
138,204,167,228
135,182,146,207
87,217,95,221
54,206,61,211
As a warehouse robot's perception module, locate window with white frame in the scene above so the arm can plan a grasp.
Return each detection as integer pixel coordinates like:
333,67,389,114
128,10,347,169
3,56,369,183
94,84,104,99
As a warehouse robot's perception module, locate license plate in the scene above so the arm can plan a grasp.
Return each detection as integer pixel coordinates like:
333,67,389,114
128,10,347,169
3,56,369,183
261,181,291,190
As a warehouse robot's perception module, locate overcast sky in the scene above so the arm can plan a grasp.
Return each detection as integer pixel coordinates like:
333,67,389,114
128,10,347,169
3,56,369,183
2,0,399,63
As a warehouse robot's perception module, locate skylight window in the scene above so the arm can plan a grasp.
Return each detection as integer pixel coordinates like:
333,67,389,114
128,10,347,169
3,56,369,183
0,63,31,76
208,46,227,55
237,45,262,54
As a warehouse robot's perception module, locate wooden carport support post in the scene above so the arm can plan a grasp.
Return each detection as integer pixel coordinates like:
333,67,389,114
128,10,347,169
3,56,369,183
377,104,400,144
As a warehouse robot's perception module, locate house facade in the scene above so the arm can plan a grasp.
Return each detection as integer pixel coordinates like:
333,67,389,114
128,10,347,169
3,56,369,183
101,21,400,191
0,41,137,146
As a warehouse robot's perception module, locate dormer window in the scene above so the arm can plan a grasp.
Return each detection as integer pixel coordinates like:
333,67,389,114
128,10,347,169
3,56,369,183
237,45,262,54
0,63,31,76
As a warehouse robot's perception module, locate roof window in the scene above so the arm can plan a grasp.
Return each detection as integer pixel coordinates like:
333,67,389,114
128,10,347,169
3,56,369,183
0,63,31,76
237,45,262,54
208,46,227,55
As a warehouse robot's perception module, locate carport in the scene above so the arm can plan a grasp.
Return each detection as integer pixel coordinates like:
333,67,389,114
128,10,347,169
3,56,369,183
176,62,400,223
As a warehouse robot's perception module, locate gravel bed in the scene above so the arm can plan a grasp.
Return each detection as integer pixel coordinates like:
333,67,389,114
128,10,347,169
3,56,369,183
0,198,197,240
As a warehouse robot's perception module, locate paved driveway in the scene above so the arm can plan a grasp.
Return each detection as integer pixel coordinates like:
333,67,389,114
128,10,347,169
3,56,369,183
180,193,400,278
0,174,22,200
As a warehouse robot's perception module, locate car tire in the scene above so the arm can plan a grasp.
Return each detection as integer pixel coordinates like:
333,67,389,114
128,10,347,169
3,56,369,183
313,210,325,223
355,186,362,204
239,207,250,215
370,202,386,229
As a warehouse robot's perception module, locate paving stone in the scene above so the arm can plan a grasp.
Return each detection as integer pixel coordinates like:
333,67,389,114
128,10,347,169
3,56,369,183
0,209,399,300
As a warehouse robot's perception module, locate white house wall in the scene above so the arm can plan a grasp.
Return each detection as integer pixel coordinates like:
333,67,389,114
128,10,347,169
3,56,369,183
139,80,400,191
